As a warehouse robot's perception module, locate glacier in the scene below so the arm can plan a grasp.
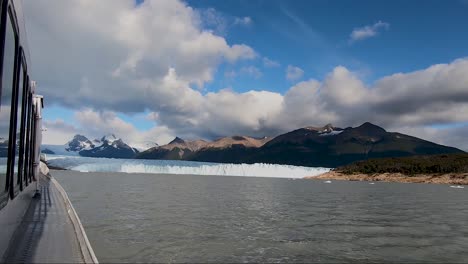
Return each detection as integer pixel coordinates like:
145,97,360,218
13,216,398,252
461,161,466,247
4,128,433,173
45,155,331,178
41,144,80,156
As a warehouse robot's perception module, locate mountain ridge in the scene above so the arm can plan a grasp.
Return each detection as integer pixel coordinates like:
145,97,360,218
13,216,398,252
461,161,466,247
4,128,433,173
137,122,465,167
41,122,465,166
42,134,141,159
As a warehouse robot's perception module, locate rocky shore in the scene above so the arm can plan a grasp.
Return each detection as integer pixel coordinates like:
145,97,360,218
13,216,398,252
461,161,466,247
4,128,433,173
306,171,468,185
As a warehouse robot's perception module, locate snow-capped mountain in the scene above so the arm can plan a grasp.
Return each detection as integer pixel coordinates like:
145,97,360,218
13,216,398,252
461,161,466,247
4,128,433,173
79,134,139,159
42,134,94,156
66,134,95,152
133,141,159,152
100,134,118,144
42,134,139,159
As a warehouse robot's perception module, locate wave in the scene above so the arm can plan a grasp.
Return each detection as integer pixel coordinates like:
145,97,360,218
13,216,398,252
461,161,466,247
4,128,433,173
46,155,330,178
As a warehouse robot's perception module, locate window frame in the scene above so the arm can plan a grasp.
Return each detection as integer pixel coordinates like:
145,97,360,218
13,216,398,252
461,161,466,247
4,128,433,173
29,108,36,182
5,2,20,199
0,0,21,207
18,59,30,189
15,47,26,191
0,0,8,209
24,81,32,184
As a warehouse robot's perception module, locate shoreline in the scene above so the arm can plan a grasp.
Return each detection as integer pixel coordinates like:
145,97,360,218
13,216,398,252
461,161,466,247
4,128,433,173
306,171,468,185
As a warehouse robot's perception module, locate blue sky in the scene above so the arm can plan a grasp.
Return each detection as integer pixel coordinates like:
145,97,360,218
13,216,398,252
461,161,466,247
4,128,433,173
125,0,468,131
189,0,468,91
24,0,468,148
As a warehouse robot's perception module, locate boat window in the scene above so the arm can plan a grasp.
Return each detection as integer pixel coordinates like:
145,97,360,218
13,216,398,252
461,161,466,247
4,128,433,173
0,7,17,205
22,75,29,186
24,89,31,183
13,57,25,190
30,114,36,181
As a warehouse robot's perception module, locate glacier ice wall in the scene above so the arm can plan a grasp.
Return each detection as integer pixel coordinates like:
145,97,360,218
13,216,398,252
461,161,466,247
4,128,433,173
46,155,331,178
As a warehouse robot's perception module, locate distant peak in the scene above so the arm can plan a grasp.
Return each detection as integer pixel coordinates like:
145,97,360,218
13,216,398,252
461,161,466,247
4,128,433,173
357,122,386,131
323,124,334,132
101,134,119,143
304,124,339,133
105,133,117,138
66,134,94,152
231,136,246,141
72,134,89,140
169,137,185,144
67,134,91,145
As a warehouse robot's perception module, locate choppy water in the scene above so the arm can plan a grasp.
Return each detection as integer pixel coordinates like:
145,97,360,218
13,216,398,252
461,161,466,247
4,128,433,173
54,170,468,263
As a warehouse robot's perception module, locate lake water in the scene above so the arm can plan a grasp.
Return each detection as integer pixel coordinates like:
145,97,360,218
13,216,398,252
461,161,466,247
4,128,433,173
54,170,468,263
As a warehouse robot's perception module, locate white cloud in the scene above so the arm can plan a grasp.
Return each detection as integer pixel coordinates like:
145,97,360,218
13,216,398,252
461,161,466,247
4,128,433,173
240,66,262,79
286,65,304,81
145,112,160,122
349,21,390,43
42,58,468,151
74,109,135,138
274,80,337,130
196,10,252,35
321,66,368,107
224,44,257,62
43,109,175,147
197,8,229,35
199,90,283,137
234,16,252,26
24,0,256,111
263,57,280,68
42,119,80,145
25,1,468,150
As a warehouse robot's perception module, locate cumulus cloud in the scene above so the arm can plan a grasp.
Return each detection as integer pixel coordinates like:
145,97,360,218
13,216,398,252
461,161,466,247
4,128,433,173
163,58,468,143
197,7,229,35
240,66,262,79
43,109,175,147
42,58,468,150
349,21,390,43
42,119,80,144
74,109,175,148
263,57,280,68
286,65,304,81
24,0,256,112
274,80,337,130
74,109,135,138
197,9,252,35
25,1,468,150
234,16,252,26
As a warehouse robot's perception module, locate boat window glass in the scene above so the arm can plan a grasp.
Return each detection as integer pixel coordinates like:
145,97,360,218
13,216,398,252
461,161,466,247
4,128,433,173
30,114,35,181
14,59,24,189
22,76,29,185
24,89,31,183
0,8,17,201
